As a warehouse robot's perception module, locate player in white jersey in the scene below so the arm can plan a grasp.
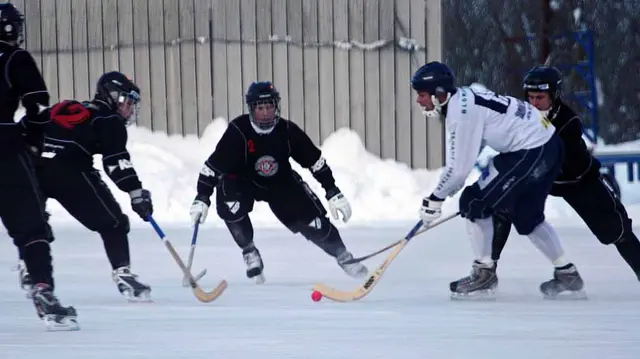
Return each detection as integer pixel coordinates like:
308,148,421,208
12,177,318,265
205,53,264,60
412,61,585,299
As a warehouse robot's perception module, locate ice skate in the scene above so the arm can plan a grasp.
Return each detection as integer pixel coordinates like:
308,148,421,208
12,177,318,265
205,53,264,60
540,263,587,300
243,247,265,284
336,251,368,279
31,283,79,331
450,260,498,300
112,266,152,302
13,260,33,298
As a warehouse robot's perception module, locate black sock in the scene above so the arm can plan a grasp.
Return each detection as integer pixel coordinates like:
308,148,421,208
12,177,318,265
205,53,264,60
614,233,640,276
226,216,255,251
22,240,54,289
100,231,131,270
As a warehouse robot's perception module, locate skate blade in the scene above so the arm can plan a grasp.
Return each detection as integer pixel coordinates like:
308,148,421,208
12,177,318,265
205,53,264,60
251,274,266,284
123,290,154,303
450,289,497,301
543,289,588,301
43,315,80,332
181,269,207,287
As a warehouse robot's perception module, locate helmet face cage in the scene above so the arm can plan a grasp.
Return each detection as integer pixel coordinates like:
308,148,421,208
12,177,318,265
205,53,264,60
0,4,24,45
523,66,563,101
245,82,281,132
96,73,141,126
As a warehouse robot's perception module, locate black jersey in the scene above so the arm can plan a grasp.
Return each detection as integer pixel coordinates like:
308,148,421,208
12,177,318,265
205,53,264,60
0,41,50,153
40,99,142,193
196,115,336,198
548,99,600,184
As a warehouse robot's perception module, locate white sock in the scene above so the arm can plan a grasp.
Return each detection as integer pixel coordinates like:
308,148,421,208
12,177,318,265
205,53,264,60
527,221,568,267
466,217,494,266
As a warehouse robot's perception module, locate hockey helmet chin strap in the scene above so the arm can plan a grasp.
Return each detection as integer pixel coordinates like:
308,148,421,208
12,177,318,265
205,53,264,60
423,92,451,118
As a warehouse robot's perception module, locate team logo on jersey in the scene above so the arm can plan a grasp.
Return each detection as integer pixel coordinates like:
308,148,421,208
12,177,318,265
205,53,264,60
255,155,278,177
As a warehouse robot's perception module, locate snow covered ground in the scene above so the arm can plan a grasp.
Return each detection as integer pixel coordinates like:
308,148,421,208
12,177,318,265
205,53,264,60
0,118,639,358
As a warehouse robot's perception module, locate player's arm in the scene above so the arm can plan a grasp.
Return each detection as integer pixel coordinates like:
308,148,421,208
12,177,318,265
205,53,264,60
431,115,484,200
288,121,351,222
190,123,245,225
93,115,143,193
10,50,50,153
195,123,245,203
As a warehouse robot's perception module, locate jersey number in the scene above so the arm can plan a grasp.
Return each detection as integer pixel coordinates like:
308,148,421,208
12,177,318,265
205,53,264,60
473,92,510,114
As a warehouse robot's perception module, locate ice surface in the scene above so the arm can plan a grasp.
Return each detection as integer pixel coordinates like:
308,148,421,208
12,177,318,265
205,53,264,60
1,222,639,359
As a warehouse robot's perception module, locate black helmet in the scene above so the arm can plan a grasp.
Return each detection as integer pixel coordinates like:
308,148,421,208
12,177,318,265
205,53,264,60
523,65,563,101
95,71,141,124
411,61,456,95
0,3,24,44
245,81,280,132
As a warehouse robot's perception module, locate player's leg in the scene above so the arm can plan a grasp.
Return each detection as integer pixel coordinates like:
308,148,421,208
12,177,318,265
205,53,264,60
491,209,513,263
268,173,368,279
562,176,640,280
215,175,262,282
47,168,151,300
509,137,585,298
0,153,77,328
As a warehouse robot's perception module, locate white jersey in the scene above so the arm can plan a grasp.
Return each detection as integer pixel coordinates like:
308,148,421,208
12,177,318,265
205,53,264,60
433,86,555,199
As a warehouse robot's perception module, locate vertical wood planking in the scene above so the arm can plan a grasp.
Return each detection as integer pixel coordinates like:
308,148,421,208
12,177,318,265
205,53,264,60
148,0,168,133
240,0,257,98
225,0,243,118
163,0,183,134
22,0,43,71
179,0,198,135
117,0,135,85
211,0,228,120
271,0,289,119
394,0,412,167
364,0,381,156
256,0,273,82
332,0,349,131
56,0,73,101
286,0,304,127
348,0,366,144
102,0,119,74
71,0,89,100
318,0,335,142
194,0,213,133
426,0,445,168
379,0,396,160
409,0,427,169
132,0,152,129
86,0,104,98
302,0,320,145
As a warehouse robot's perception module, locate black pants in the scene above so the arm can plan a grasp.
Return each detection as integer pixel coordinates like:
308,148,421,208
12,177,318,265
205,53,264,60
0,151,54,286
492,175,640,276
34,165,131,269
216,172,327,232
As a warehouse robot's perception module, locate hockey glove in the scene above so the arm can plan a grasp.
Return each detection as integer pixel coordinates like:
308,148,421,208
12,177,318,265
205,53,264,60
326,187,352,223
419,194,443,224
129,189,153,221
190,195,210,226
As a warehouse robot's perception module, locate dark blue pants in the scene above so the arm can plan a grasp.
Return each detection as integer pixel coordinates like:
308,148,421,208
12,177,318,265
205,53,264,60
459,134,564,235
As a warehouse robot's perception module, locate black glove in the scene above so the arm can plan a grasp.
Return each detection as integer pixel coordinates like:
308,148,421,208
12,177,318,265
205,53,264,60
20,118,45,157
129,189,153,221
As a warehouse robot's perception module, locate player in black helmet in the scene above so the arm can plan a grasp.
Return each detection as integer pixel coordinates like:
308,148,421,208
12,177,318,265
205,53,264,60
17,71,154,302
491,65,640,283
189,81,368,283
0,2,78,330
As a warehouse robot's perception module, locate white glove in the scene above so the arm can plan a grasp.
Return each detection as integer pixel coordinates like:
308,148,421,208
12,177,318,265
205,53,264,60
327,190,352,223
419,196,443,224
190,200,209,226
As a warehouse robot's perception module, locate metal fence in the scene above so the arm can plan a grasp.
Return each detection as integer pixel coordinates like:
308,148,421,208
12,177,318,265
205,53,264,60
13,0,444,169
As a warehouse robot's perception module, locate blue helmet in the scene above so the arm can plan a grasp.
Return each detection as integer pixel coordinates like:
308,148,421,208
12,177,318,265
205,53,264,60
411,61,456,95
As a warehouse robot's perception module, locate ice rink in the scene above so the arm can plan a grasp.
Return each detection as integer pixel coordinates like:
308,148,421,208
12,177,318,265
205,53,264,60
1,221,639,359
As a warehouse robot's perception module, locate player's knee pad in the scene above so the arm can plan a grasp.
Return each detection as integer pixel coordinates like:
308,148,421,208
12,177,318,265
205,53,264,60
459,185,492,222
11,223,55,247
297,217,333,243
94,213,130,235
216,176,254,222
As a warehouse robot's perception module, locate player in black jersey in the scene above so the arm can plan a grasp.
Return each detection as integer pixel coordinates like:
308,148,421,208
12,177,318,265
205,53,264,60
17,71,153,302
189,81,368,283
491,65,640,290
0,3,78,330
